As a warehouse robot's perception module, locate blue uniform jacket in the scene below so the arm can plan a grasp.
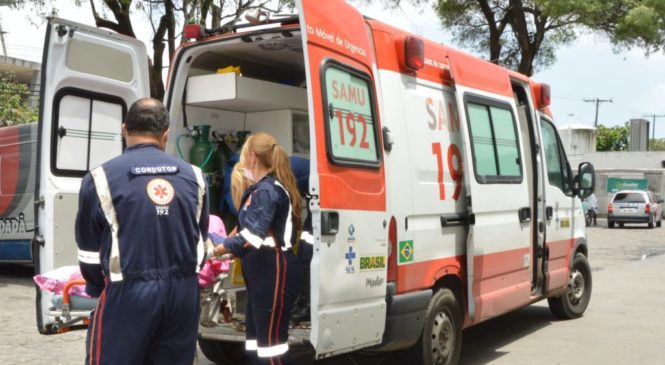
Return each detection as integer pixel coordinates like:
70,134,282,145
75,144,209,296
219,175,294,256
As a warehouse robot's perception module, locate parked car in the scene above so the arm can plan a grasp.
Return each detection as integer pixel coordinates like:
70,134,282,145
607,190,663,228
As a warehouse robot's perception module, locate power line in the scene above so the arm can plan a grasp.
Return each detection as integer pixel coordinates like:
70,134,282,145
583,98,613,127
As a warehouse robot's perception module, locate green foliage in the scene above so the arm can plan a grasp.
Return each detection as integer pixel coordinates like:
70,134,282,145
585,0,665,54
649,138,665,151
596,123,629,151
0,73,38,127
430,0,593,75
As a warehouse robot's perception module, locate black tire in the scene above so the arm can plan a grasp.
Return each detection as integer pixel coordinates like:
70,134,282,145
548,253,592,319
648,217,654,229
657,218,662,228
198,338,248,365
608,221,615,228
619,223,624,228
585,212,592,227
405,288,462,365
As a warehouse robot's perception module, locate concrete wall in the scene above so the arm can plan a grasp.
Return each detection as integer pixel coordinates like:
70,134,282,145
578,151,665,170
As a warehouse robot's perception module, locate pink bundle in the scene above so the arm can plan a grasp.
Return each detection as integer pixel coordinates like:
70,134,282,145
33,266,91,298
199,215,231,288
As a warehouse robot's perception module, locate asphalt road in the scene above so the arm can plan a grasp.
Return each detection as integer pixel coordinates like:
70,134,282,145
2,219,664,364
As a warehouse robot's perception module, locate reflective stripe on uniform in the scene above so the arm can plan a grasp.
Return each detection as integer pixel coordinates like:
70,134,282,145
239,181,295,251
78,249,100,265
245,339,258,351
240,228,264,249
300,231,314,244
274,180,293,250
257,343,289,358
192,165,206,272
90,166,123,282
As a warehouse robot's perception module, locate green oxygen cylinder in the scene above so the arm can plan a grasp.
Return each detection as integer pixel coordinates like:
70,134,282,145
190,125,219,212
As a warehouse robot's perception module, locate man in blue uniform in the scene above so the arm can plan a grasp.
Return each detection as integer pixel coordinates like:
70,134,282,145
75,98,209,364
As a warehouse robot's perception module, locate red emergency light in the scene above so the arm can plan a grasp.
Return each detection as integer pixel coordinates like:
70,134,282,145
397,35,424,72
405,36,424,71
184,24,204,41
540,83,551,107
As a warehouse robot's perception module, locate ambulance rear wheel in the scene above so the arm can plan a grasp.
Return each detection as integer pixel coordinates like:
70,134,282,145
406,288,462,365
198,338,247,365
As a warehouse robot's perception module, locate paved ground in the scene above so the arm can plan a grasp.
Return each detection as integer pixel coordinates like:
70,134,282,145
2,219,664,364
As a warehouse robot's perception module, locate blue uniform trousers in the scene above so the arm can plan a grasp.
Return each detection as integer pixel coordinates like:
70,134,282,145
242,247,302,365
85,275,200,365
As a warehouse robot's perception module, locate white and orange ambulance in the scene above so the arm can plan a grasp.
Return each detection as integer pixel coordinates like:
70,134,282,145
34,0,595,364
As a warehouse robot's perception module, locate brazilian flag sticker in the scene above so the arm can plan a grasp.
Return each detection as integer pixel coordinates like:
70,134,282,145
399,240,414,263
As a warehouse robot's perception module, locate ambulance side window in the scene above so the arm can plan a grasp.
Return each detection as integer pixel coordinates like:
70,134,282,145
465,98,522,183
51,89,126,177
322,62,380,168
540,118,572,194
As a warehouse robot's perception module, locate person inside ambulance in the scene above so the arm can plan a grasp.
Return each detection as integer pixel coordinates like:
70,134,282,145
75,98,209,365
212,132,302,365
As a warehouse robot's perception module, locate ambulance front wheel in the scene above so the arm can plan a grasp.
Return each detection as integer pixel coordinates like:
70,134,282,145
547,253,592,319
198,337,247,365
405,288,462,365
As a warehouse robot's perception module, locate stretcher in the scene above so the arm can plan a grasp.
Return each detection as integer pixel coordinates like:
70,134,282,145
45,278,98,333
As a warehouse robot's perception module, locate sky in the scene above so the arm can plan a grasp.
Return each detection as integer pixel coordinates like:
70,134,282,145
2,1,665,137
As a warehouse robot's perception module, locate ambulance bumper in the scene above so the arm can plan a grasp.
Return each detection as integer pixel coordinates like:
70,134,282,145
370,284,432,352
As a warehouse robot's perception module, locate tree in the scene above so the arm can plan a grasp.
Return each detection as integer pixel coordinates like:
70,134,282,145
585,0,665,54
596,123,629,151
374,0,592,76
0,73,38,127
12,0,294,100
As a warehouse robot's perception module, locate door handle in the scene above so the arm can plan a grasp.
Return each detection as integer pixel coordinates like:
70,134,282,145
546,206,553,220
440,213,475,227
518,207,531,223
321,211,339,235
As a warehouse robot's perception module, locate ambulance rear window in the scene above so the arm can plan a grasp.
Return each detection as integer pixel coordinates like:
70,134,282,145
466,99,522,183
51,89,126,177
322,63,380,168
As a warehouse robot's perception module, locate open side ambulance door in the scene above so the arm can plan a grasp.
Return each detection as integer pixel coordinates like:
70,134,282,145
448,59,533,323
297,0,388,358
34,18,149,333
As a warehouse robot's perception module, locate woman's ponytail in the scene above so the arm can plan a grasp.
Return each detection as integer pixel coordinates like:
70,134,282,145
270,143,303,234
242,133,303,235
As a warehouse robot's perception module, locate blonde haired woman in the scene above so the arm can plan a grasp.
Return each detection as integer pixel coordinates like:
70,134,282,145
213,132,302,364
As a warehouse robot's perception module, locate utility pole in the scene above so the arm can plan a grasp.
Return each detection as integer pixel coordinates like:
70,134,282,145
0,16,6,57
643,114,665,142
584,98,613,127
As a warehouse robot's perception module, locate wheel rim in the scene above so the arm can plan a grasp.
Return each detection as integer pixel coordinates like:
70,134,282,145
431,310,454,364
568,269,585,304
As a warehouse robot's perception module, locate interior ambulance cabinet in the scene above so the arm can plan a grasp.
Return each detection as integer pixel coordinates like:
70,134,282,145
186,73,307,112
245,110,310,157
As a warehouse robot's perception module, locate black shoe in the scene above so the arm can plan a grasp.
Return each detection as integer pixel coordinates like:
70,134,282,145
291,300,310,324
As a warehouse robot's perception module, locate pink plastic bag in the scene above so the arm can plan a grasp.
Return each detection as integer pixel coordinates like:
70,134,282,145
199,215,231,288
208,214,227,237
33,266,91,298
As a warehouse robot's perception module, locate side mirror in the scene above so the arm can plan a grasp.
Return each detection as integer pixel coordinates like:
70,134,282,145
658,199,664,204
576,162,595,199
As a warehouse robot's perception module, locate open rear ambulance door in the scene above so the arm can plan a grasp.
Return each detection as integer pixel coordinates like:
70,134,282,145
297,0,389,358
447,58,533,323
34,18,149,333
